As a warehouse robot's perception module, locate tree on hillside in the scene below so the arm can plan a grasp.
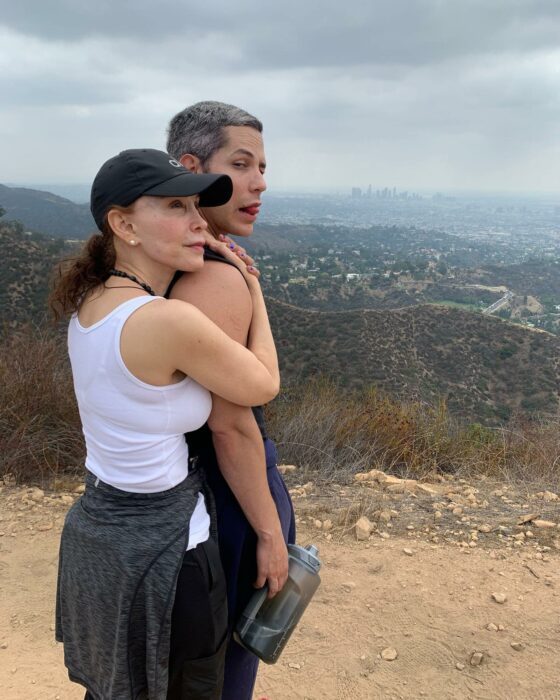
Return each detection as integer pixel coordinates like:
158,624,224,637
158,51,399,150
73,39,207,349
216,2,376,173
0,206,5,218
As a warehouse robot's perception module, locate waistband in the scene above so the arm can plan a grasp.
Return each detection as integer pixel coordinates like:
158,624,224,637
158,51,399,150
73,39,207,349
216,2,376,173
84,457,203,504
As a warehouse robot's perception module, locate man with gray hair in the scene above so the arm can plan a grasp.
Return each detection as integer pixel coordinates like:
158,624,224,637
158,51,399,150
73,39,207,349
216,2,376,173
166,101,296,700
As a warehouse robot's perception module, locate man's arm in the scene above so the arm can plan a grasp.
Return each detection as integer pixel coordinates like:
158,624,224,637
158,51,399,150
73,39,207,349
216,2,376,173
208,397,288,595
170,262,288,595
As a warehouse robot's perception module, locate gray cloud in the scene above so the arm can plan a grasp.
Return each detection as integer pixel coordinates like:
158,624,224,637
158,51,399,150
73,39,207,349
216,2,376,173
3,1,560,68
1,1,560,191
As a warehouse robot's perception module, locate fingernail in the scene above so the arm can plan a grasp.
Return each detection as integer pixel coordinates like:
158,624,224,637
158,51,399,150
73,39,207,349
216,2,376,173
219,234,226,241
229,243,235,249
247,266,254,271
239,252,245,258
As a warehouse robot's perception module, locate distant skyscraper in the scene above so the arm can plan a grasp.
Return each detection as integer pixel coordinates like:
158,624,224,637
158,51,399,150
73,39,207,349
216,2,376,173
351,187,362,198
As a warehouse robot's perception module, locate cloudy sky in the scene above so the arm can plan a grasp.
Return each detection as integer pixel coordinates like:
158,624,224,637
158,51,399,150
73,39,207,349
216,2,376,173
2,0,560,193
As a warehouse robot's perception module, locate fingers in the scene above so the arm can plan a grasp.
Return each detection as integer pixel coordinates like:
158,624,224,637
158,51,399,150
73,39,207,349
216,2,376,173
218,235,257,269
267,578,280,598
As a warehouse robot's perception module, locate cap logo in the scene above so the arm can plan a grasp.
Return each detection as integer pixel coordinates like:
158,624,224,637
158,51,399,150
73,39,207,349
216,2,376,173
168,159,183,169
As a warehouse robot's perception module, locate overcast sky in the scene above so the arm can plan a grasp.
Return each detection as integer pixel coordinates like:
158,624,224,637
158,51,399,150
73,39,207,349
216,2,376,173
2,1,560,193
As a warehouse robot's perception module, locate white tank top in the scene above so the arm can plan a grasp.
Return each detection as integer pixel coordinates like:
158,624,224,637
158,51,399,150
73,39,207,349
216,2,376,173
68,295,212,550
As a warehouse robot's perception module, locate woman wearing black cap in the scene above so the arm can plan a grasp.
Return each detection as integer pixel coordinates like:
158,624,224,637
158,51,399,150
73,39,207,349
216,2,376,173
51,149,280,700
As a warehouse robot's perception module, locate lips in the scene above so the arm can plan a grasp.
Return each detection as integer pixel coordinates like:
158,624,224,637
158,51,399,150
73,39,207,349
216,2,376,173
240,204,260,217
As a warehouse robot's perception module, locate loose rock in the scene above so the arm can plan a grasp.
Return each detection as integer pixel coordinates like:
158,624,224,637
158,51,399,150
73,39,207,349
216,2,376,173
277,464,297,475
29,488,45,502
511,642,524,652
381,647,398,661
470,652,484,666
492,592,507,604
355,516,373,541
533,520,556,529
538,491,559,502
517,514,539,525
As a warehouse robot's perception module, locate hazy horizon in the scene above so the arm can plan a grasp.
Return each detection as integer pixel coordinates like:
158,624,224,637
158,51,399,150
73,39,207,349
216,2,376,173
3,181,560,205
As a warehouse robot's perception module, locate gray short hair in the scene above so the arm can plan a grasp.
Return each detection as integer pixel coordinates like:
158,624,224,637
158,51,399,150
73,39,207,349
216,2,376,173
166,101,263,166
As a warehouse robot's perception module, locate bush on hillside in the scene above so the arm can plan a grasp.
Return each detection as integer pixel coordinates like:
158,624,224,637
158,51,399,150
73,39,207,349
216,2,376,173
0,329,558,488
266,376,560,486
0,324,84,483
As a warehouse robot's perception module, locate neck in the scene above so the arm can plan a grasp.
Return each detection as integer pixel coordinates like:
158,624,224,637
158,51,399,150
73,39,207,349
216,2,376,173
111,259,173,297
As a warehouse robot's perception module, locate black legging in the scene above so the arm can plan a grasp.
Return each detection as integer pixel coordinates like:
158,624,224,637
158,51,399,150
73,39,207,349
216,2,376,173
84,537,228,700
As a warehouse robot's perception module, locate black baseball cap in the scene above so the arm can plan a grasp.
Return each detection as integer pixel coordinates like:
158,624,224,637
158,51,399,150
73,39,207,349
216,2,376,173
90,148,233,230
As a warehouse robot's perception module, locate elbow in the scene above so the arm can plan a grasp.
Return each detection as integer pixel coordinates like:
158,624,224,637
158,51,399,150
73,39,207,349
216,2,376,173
225,370,279,408
268,376,281,402
254,374,280,406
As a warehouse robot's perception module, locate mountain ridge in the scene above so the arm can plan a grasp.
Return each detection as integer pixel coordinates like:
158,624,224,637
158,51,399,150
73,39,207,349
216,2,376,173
266,296,560,424
1,222,558,425
0,183,94,237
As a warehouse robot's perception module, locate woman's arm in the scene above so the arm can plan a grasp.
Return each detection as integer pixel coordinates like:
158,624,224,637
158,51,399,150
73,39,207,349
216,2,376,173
121,241,279,407
163,297,279,406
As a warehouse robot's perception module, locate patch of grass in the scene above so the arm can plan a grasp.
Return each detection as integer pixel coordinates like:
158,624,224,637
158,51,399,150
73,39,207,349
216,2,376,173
1,330,558,491
266,376,560,487
0,324,84,484
429,300,480,311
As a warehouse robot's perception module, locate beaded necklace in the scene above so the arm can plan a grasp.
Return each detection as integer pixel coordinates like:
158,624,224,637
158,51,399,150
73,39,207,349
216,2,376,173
108,269,155,296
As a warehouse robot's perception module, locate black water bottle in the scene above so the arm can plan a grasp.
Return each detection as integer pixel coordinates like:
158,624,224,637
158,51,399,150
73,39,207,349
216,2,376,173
234,543,322,664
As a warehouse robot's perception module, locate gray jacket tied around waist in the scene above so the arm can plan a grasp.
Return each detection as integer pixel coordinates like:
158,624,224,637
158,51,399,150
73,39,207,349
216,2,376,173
56,465,214,700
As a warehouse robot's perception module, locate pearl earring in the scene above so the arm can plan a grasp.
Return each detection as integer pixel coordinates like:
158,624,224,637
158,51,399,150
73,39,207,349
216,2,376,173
129,239,137,246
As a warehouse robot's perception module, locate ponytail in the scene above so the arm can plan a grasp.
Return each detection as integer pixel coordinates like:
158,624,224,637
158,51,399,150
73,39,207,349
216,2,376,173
49,223,116,320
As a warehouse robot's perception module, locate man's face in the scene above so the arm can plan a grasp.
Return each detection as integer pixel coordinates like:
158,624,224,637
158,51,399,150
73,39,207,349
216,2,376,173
202,126,266,238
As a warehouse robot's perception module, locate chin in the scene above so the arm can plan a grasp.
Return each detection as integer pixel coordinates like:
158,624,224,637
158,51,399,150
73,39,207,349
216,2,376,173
180,256,205,273
229,220,255,238
231,228,253,238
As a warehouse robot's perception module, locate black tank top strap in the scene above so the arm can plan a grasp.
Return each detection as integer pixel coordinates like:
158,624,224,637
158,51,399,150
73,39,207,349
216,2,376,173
203,246,241,268
165,247,243,298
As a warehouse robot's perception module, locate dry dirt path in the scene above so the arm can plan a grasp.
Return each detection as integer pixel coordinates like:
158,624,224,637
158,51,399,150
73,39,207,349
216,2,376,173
1,480,559,700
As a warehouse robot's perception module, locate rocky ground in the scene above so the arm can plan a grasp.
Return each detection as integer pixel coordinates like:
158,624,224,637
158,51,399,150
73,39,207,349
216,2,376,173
1,469,559,700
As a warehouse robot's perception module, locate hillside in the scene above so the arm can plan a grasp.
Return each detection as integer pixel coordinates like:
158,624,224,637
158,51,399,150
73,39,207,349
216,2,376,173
0,223,76,325
0,184,94,238
267,298,560,423
1,223,558,425
463,261,560,299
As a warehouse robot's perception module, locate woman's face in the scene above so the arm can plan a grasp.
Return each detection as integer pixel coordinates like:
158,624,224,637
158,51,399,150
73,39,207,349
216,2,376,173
202,126,267,238
126,195,208,271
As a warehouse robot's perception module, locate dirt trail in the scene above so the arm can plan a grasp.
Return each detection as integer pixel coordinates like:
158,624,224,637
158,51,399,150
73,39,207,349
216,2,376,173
1,479,559,700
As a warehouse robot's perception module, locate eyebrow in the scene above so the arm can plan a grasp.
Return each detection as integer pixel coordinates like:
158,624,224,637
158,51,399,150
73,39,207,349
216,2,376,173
230,148,267,169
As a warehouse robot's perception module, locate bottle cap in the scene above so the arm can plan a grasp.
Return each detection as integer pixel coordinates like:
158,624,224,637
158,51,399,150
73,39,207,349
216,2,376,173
288,543,321,573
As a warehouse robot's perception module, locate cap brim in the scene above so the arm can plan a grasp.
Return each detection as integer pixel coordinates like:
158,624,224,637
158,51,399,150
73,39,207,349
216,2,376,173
143,172,232,207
